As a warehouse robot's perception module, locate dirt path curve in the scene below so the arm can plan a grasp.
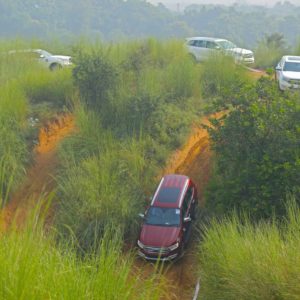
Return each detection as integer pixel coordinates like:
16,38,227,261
136,113,222,300
0,114,74,232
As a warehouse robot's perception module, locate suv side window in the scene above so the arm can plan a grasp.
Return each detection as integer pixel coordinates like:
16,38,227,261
195,40,206,48
188,40,197,46
206,41,219,49
182,187,193,217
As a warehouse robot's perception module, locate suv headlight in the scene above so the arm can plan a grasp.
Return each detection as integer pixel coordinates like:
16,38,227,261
168,242,179,251
137,240,144,249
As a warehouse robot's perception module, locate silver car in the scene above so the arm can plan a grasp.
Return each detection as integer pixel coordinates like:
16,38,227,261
275,56,300,91
8,49,72,71
185,37,254,64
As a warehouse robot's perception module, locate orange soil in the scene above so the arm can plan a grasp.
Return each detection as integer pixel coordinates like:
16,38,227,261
0,114,74,232
136,113,223,300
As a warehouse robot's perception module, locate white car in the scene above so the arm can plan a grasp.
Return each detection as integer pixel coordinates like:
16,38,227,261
275,56,300,91
8,49,72,70
185,37,255,64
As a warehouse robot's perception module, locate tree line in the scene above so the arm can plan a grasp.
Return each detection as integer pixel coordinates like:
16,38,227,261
1,0,300,47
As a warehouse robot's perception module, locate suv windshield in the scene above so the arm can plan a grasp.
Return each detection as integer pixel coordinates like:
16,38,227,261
217,40,236,50
145,207,180,227
283,62,300,72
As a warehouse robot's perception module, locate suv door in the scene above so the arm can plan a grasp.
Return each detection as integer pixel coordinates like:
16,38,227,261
181,186,194,243
206,41,220,57
187,39,207,61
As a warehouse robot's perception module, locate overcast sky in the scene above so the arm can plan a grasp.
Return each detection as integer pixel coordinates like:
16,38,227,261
147,0,300,10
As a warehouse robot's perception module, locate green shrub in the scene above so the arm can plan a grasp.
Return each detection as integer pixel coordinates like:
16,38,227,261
200,54,249,99
73,47,119,111
56,108,156,248
199,199,300,300
0,84,29,207
21,68,73,109
0,208,165,300
254,33,288,69
57,39,204,248
205,77,300,218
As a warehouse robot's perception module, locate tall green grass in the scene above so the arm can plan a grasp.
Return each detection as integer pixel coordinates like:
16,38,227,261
0,205,166,300
199,200,300,300
0,84,28,207
199,53,250,111
56,39,204,247
56,107,156,248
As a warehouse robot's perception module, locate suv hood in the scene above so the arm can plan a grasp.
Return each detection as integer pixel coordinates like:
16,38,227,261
282,71,300,80
230,48,253,55
140,224,180,247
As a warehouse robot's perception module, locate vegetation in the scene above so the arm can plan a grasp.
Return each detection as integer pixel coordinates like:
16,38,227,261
0,206,166,300
1,0,300,48
56,40,203,248
199,200,300,300
0,40,72,207
199,54,249,99
0,34,300,299
255,33,288,69
205,77,300,218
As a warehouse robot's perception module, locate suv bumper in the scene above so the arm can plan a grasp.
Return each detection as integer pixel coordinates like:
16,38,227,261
138,250,178,261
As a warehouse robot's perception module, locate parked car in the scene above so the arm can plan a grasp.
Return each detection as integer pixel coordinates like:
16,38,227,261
8,49,72,70
275,56,300,91
137,174,198,261
185,37,255,64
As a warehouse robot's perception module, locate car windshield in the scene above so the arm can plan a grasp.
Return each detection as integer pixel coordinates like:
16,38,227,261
217,40,236,49
145,207,180,227
35,50,52,57
283,62,300,72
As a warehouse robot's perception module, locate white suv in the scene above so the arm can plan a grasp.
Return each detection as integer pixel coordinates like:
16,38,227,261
275,56,300,91
185,37,254,64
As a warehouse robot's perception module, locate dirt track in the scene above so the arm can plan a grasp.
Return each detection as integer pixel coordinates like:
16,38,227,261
0,114,74,232
136,113,222,300
0,111,217,299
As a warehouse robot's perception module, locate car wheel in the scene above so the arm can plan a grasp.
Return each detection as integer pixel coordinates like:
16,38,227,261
49,63,62,71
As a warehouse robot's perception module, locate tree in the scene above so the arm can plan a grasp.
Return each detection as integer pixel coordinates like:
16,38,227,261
206,77,300,218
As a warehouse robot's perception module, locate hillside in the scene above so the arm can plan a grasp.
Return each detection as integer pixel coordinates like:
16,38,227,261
1,0,300,46
0,38,299,299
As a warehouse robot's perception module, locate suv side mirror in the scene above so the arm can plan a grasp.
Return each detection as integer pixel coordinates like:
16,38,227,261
275,66,281,71
184,216,192,223
138,213,145,219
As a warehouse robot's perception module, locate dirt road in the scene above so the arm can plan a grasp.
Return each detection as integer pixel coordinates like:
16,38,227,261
0,114,74,232
136,113,222,300
0,111,218,299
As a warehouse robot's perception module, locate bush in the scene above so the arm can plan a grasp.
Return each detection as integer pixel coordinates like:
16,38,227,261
57,39,204,247
205,77,300,218
56,108,156,248
73,47,119,111
21,68,73,109
200,54,249,99
254,33,288,69
199,199,300,300
0,208,166,300
0,84,29,207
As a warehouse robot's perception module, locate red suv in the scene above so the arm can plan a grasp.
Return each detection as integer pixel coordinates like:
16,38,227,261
137,174,198,261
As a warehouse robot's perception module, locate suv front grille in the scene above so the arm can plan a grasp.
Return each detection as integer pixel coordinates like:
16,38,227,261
243,53,253,59
144,246,169,255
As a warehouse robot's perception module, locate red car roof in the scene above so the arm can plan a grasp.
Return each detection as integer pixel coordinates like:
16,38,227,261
152,174,189,208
